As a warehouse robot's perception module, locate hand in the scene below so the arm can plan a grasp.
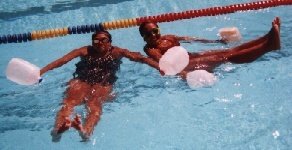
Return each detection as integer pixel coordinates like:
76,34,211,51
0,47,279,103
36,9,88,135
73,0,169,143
216,39,228,44
56,117,71,134
71,114,83,131
183,37,195,43
178,71,187,79
159,69,165,76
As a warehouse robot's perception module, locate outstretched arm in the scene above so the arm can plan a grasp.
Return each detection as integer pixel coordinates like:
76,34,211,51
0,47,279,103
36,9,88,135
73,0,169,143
175,35,227,44
144,48,163,62
40,47,86,75
118,48,160,71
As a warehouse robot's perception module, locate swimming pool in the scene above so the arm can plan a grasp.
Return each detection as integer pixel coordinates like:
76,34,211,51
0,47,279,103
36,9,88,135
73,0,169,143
0,0,291,149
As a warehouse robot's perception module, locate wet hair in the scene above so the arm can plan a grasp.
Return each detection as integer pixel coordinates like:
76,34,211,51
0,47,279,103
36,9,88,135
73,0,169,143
139,21,159,37
92,30,112,42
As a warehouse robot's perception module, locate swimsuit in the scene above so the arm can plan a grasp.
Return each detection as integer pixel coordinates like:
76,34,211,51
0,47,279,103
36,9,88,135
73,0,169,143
74,47,122,85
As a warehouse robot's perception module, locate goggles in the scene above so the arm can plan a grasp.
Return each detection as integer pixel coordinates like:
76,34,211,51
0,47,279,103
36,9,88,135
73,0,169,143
143,28,160,38
93,38,110,44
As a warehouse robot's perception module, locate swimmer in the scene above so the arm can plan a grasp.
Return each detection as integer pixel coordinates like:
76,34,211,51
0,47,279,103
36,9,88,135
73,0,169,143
139,17,281,77
41,30,161,142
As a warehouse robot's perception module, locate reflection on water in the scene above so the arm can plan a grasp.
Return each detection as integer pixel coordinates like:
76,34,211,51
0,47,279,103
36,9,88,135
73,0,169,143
0,0,134,22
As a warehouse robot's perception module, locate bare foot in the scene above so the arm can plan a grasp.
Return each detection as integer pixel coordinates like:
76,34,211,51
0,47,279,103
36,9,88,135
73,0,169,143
71,114,83,131
71,115,90,141
269,17,281,50
57,117,71,134
51,130,62,142
51,117,71,142
273,17,281,27
79,132,90,142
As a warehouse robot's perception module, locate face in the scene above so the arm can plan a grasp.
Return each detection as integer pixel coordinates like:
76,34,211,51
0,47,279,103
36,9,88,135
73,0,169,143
92,33,111,54
142,23,161,45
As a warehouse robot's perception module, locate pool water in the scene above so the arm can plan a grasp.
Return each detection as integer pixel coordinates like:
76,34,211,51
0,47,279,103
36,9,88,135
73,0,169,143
0,0,291,149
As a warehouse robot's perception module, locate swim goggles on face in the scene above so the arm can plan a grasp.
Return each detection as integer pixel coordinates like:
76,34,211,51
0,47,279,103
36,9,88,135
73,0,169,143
143,28,160,38
93,38,110,44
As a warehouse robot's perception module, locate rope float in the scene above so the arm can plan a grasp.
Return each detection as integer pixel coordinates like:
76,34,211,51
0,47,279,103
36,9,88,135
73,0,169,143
0,0,291,44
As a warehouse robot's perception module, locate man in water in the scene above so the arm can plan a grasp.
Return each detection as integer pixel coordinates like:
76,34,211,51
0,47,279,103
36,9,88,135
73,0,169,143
40,30,161,142
139,17,281,77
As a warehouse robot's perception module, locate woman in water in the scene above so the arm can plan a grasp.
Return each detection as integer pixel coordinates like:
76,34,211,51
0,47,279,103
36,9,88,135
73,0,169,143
41,30,160,142
139,17,281,77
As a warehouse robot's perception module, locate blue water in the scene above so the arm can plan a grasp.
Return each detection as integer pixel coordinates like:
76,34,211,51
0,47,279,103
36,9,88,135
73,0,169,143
0,0,291,149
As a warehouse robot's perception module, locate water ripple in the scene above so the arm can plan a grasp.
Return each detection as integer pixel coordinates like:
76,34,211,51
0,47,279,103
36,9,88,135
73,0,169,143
0,0,134,22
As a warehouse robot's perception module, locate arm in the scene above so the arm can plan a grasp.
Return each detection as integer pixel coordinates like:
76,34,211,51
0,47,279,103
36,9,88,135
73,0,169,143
175,36,227,44
118,48,160,71
144,48,163,62
40,47,86,75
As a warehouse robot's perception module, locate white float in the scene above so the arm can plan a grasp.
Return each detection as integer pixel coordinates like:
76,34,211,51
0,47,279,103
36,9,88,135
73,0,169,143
6,58,41,85
219,27,241,42
186,70,217,88
159,46,189,75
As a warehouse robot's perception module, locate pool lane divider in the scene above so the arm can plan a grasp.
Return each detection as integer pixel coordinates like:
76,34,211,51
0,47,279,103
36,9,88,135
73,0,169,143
0,0,291,44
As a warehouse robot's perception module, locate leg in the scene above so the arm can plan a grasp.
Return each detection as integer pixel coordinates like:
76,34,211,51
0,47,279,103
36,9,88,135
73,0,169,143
51,79,90,142
72,84,113,141
184,17,281,72
189,17,280,60
226,17,280,63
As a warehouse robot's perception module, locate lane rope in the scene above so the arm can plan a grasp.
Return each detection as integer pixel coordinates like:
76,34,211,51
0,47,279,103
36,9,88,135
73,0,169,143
0,0,291,44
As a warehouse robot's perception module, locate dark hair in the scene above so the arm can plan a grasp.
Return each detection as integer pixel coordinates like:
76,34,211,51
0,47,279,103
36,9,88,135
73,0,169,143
92,30,112,42
139,21,159,36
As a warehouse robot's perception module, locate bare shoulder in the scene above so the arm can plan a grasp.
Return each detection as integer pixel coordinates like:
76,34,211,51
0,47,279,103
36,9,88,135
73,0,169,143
75,46,88,56
112,46,123,53
111,46,125,58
